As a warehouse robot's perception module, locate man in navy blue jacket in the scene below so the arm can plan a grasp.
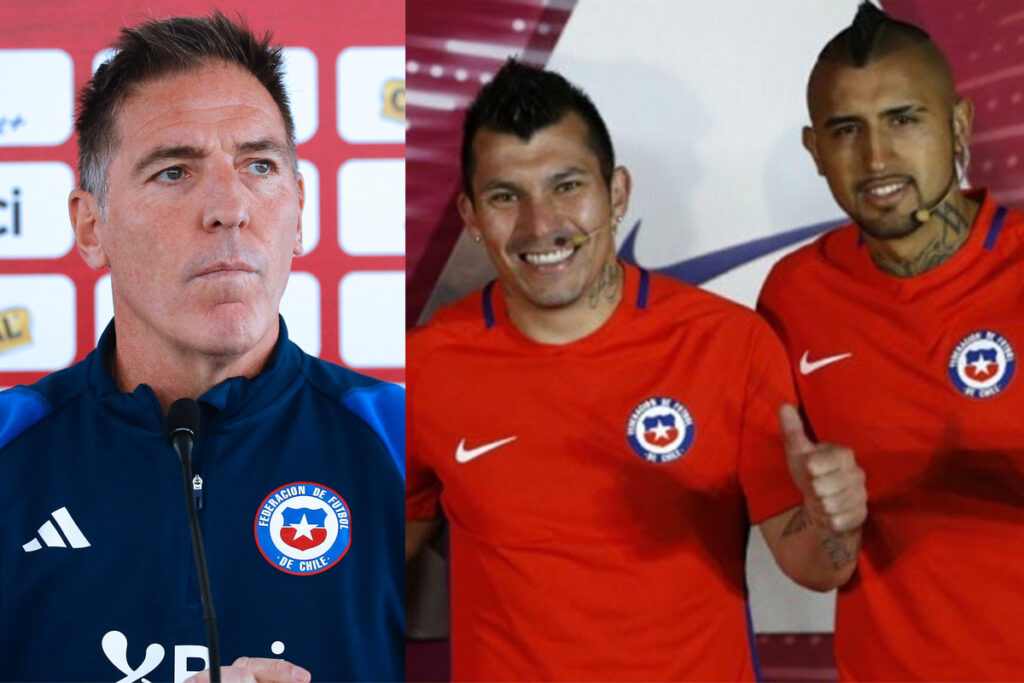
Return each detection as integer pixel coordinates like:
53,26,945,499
0,13,404,682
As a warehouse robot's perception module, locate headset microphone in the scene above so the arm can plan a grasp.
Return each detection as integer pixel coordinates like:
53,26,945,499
569,218,621,247
912,171,959,225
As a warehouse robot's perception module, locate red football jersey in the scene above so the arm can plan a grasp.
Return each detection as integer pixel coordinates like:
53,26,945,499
758,191,1024,681
408,264,801,681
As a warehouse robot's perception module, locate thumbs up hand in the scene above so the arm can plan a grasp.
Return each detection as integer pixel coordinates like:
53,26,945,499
780,404,867,533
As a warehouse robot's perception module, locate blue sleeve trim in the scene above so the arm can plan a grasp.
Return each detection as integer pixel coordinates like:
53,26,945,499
984,205,1008,251
637,268,650,309
745,600,763,683
0,388,52,450
482,280,496,329
341,382,405,481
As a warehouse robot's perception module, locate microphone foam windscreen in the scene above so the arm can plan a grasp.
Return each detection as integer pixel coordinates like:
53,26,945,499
164,398,201,443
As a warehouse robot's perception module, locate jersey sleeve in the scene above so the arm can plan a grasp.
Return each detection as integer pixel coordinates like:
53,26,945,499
405,331,442,521
0,387,51,450
738,320,803,523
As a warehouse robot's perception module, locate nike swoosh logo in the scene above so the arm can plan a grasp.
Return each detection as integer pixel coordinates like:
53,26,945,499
799,351,853,375
455,436,517,464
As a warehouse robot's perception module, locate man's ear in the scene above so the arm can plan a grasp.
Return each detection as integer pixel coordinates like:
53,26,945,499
802,125,824,176
610,166,632,222
952,97,974,152
69,189,110,270
457,192,483,244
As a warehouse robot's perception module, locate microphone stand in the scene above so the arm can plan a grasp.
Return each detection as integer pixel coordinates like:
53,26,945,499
167,400,221,682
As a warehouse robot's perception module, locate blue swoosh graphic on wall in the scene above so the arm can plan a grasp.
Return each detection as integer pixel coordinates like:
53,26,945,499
618,218,846,284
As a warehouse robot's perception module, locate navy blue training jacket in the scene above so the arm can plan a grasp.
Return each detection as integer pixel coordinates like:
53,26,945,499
0,319,404,681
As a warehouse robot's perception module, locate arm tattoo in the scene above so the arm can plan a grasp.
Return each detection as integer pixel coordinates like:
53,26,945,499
780,507,810,538
586,262,622,309
872,199,971,277
781,507,857,570
822,532,856,571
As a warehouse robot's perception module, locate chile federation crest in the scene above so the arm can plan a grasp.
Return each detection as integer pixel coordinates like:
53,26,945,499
948,330,1016,399
254,482,352,576
626,396,695,463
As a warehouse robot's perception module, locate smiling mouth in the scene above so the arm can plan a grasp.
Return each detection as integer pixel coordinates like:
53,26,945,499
520,245,576,266
858,176,913,201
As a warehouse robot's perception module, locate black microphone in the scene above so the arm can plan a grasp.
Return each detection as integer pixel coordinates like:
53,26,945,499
165,399,221,682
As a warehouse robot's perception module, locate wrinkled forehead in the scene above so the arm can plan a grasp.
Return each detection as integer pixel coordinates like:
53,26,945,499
113,60,287,145
807,45,955,123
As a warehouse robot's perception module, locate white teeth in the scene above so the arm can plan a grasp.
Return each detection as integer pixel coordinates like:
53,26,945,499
867,182,904,197
523,247,574,265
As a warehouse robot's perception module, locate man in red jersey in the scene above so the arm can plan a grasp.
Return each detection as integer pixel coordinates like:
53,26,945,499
407,59,867,681
758,3,1024,680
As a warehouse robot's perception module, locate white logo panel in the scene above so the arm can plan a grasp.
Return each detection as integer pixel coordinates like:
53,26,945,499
0,162,75,259
92,49,115,74
338,159,404,255
0,274,75,371
94,274,113,345
283,47,318,144
280,272,321,357
0,50,73,146
297,159,320,254
339,271,404,368
336,46,405,143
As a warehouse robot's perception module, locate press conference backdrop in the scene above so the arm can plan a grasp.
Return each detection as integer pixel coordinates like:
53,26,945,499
0,0,405,390
407,0,1024,638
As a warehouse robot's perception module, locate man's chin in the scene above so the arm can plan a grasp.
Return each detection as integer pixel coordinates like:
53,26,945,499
521,285,586,309
196,305,277,356
854,213,921,241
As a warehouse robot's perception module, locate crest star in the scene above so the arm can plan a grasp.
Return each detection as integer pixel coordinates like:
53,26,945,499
650,422,672,441
288,514,318,541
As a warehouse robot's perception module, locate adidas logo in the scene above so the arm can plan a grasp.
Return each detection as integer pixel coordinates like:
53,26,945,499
22,506,90,552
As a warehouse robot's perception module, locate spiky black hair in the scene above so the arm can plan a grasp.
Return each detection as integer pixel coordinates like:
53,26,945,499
460,59,615,197
818,1,931,67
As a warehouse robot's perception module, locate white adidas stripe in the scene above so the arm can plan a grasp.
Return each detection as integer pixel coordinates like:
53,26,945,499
21,506,91,552
52,506,90,548
37,520,66,548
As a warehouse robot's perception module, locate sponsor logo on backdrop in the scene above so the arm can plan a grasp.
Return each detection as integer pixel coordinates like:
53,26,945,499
0,115,26,136
0,50,73,146
0,163,75,259
336,46,405,143
382,78,405,122
0,307,31,353
0,188,21,236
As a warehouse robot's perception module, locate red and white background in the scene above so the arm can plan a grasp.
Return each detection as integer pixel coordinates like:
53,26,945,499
407,0,1024,679
0,0,405,390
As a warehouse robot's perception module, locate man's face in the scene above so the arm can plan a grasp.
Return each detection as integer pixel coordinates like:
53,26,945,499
804,48,969,239
458,112,628,310
83,60,302,358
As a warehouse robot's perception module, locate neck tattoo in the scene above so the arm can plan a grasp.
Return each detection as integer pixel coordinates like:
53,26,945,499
587,262,622,309
871,199,971,277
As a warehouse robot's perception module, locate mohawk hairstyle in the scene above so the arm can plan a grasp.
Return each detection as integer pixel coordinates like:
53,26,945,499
75,11,296,208
818,1,932,67
460,59,615,197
